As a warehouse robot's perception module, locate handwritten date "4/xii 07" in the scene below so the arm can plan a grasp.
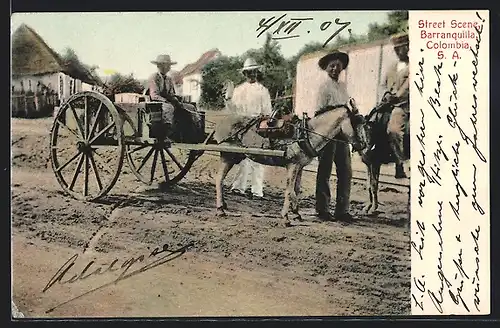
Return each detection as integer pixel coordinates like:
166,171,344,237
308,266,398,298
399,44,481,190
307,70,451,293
256,13,352,47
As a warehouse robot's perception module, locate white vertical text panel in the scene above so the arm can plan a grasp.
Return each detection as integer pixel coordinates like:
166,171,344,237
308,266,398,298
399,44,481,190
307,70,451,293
409,10,490,315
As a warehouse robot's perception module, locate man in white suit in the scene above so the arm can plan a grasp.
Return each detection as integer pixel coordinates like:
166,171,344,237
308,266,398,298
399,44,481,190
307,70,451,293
225,58,273,199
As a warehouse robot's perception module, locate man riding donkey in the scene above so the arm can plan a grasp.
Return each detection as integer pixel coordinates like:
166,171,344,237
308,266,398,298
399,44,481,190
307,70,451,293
148,54,203,144
225,58,273,200
295,50,357,223
375,32,410,179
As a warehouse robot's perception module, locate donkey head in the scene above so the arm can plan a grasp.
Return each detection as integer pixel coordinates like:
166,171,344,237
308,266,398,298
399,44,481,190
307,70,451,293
343,98,368,152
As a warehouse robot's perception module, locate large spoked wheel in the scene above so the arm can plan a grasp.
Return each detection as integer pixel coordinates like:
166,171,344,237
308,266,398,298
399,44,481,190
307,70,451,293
125,140,199,187
50,91,125,201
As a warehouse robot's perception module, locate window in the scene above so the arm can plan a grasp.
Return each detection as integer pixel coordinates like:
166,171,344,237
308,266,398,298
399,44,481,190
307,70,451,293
59,75,64,97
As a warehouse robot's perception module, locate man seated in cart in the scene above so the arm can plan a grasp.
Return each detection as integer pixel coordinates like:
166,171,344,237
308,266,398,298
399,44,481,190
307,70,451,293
147,54,203,143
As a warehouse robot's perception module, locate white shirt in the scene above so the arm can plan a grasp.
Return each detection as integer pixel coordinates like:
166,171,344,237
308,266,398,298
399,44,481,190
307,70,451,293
397,61,408,72
227,81,272,117
295,76,350,117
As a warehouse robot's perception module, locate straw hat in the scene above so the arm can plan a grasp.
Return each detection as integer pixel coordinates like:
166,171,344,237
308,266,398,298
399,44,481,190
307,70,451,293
241,57,262,72
390,32,409,47
151,54,177,65
318,51,349,71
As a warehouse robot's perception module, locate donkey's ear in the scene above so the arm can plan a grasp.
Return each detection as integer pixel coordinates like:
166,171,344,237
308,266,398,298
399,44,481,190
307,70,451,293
352,114,365,125
347,98,360,115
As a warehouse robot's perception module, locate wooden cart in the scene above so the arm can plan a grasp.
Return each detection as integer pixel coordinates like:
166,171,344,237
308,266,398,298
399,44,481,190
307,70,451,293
49,91,285,201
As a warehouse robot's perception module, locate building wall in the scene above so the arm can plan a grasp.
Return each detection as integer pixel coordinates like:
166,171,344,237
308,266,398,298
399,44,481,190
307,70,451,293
174,83,183,95
11,73,89,102
11,73,59,94
294,38,399,116
181,72,202,103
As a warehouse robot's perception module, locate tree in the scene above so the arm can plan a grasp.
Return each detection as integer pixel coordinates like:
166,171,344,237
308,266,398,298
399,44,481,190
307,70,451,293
60,47,79,64
366,11,408,41
200,33,292,110
199,55,244,109
331,10,408,48
243,33,290,100
105,73,145,95
60,47,101,85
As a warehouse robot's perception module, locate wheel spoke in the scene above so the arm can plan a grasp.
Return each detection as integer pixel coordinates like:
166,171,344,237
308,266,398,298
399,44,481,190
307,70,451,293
56,119,82,140
127,144,149,155
88,151,103,190
55,151,81,173
69,103,85,139
69,153,85,191
159,148,170,182
91,149,114,174
137,147,155,173
164,147,184,171
150,149,159,183
84,153,90,196
88,121,115,145
88,102,103,140
84,96,89,140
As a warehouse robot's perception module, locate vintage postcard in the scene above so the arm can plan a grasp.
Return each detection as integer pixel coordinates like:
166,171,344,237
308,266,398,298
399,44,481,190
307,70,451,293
10,10,489,318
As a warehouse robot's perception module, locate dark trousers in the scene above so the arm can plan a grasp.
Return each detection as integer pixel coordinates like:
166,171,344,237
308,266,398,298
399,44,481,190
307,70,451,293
315,141,352,215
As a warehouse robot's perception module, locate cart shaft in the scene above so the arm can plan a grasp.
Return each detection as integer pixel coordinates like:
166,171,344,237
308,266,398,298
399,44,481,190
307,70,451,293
172,143,285,157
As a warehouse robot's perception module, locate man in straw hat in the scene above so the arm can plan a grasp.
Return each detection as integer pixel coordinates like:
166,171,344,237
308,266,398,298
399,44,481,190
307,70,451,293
148,54,183,131
296,50,357,222
226,57,273,200
148,54,201,143
380,32,410,179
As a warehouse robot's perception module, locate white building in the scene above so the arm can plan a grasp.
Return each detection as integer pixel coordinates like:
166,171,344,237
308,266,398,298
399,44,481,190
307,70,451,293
176,49,221,104
294,38,399,116
11,24,102,116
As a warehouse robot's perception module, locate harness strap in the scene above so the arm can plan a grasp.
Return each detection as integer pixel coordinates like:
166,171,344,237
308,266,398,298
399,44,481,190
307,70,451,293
314,104,346,117
297,116,318,158
217,116,261,144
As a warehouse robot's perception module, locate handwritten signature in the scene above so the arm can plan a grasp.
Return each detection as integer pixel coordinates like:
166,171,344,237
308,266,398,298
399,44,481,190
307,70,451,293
256,13,351,47
43,242,194,313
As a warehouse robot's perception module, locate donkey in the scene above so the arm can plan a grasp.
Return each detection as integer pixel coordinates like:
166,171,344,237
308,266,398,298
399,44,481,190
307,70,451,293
358,103,410,215
213,99,367,227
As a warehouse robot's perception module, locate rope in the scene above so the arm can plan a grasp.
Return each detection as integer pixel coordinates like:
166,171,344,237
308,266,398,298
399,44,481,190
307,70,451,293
301,127,351,146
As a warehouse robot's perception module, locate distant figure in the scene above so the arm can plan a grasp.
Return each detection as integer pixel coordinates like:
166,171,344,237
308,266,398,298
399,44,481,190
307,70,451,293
225,58,272,200
380,33,410,179
295,51,356,222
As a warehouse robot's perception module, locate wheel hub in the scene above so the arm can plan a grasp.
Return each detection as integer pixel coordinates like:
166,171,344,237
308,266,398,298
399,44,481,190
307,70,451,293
76,141,92,154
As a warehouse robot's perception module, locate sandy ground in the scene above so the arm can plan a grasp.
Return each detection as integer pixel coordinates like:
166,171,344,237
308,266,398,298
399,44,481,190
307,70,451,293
11,114,411,318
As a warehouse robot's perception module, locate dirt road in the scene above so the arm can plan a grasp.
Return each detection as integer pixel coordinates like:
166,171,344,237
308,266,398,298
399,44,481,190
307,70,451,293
11,116,411,317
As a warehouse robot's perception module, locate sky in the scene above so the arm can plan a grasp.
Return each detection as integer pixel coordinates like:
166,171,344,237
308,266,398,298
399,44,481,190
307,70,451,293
11,11,391,80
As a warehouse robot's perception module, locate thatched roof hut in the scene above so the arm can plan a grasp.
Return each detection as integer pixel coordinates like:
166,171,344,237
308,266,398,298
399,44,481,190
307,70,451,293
11,24,102,86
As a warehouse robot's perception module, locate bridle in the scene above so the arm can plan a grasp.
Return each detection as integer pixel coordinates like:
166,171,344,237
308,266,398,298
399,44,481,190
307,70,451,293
296,103,366,157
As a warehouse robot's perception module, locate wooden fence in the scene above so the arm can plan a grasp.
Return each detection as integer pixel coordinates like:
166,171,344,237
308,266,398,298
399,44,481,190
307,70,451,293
11,91,59,118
